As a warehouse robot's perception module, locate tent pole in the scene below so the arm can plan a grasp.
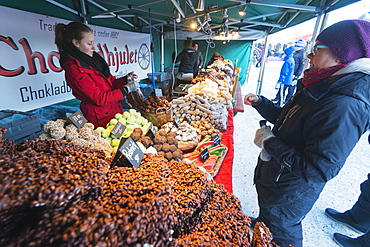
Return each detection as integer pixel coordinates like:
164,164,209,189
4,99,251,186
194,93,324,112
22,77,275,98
161,25,164,72
79,0,88,24
255,33,270,95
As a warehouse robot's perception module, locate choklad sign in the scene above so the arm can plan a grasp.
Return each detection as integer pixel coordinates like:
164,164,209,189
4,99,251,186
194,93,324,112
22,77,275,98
0,6,151,111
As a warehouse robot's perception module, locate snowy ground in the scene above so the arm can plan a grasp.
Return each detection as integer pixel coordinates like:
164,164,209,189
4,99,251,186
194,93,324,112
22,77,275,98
231,58,370,247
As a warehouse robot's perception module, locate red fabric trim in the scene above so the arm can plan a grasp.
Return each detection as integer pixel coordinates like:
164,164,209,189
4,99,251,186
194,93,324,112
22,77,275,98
213,109,234,193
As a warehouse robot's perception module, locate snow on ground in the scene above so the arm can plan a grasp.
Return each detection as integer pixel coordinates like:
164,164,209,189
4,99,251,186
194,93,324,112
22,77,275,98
232,58,370,247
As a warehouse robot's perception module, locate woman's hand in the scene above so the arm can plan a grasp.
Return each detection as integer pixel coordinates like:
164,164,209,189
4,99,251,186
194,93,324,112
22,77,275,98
244,93,259,106
126,71,138,82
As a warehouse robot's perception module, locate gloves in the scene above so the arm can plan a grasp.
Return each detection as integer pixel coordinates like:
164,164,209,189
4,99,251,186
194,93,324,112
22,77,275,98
260,149,271,161
122,81,140,94
254,125,275,149
275,82,281,90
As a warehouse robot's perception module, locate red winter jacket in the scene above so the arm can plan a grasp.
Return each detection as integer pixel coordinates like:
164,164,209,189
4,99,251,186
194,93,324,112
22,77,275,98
62,54,127,127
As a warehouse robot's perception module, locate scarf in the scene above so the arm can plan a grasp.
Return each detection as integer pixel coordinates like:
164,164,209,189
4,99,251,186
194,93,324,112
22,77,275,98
62,44,110,78
302,64,347,87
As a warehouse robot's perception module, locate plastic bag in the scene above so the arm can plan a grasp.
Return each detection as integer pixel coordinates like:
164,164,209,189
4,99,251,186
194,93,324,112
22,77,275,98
125,89,144,109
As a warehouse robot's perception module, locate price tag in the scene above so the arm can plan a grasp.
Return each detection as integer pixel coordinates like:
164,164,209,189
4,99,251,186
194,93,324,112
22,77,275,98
110,122,126,138
68,111,88,129
155,88,163,97
111,137,144,168
200,148,210,163
212,134,221,146
146,123,157,139
174,117,181,127
185,114,192,123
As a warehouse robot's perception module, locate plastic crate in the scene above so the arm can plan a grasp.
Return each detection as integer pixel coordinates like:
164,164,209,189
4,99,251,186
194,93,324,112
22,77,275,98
147,72,171,82
0,110,41,142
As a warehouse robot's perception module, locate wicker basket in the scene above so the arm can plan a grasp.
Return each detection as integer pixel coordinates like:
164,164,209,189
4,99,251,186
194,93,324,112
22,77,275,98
140,107,172,128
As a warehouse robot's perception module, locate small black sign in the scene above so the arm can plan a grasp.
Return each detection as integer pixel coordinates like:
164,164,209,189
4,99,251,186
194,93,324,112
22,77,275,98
174,117,181,127
111,122,126,138
155,88,163,97
111,137,144,168
146,123,157,139
185,114,192,123
68,111,88,129
212,134,221,146
201,148,210,162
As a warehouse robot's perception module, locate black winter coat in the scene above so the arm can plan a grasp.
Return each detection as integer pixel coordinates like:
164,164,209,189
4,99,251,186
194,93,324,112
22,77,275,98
293,48,305,79
253,58,370,206
176,49,198,74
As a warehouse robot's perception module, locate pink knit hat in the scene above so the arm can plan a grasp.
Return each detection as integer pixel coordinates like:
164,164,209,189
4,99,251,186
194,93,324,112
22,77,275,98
316,19,370,63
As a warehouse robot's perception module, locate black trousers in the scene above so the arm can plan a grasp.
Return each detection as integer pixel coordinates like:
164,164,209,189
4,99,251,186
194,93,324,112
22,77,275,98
255,181,325,247
349,173,370,245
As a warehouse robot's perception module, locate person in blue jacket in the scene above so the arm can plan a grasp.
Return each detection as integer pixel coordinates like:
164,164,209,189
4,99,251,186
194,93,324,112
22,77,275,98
243,19,370,247
271,46,295,106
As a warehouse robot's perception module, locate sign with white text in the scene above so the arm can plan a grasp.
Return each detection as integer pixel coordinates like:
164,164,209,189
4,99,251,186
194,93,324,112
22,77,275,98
0,6,151,111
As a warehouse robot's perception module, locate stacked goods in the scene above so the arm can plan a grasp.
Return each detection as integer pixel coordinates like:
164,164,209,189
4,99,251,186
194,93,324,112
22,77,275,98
139,93,172,128
171,93,227,133
39,120,113,157
139,94,171,113
101,109,152,139
252,222,280,247
0,133,280,247
130,128,184,161
182,138,228,177
187,78,233,109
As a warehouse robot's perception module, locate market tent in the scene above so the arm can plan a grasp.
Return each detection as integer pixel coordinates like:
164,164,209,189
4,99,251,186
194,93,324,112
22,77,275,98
0,0,360,85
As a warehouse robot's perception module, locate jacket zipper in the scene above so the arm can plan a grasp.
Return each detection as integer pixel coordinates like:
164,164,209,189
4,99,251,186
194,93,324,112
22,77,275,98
276,165,284,182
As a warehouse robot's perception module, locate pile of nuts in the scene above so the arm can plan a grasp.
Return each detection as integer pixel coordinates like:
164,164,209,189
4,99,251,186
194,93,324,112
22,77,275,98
0,133,278,247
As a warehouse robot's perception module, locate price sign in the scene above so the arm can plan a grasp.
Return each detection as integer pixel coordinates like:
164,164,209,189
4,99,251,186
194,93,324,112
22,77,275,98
212,134,221,146
68,111,88,129
174,117,181,127
110,122,126,138
146,123,157,139
155,88,163,97
185,114,192,123
201,148,210,162
111,137,144,168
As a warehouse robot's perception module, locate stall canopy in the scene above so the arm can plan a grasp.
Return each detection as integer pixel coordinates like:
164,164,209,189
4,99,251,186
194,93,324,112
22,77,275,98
0,0,361,87
0,0,360,37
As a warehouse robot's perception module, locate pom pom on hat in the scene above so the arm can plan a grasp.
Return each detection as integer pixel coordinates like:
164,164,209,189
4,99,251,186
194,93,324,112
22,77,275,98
316,19,370,63
295,40,305,47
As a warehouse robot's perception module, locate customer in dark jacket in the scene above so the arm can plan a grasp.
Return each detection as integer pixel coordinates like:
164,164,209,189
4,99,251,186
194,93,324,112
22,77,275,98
272,46,295,106
55,22,138,128
193,41,203,76
175,37,198,85
243,19,370,247
325,172,370,247
286,40,306,102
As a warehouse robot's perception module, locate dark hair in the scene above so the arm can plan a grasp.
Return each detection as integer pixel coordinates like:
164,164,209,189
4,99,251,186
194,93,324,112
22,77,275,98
193,41,199,46
54,22,92,53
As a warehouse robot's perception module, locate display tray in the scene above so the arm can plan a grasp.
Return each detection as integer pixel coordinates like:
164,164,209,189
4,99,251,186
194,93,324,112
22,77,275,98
184,144,228,178
0,110,41,142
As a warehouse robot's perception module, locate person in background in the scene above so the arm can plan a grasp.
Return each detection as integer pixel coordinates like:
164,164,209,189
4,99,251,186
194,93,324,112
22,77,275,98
286,39,306,102
271,46,295,106
207,52,224,66
243,19,370,247
325,171,370,247
175,37,198,86
55,21,138,128
193,41,203,76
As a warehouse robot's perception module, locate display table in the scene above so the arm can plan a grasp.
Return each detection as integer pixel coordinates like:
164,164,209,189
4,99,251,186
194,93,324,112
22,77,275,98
213,109,234,193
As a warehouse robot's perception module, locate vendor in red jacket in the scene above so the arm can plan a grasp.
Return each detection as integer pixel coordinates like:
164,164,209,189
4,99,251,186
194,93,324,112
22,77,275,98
54,21,138,127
